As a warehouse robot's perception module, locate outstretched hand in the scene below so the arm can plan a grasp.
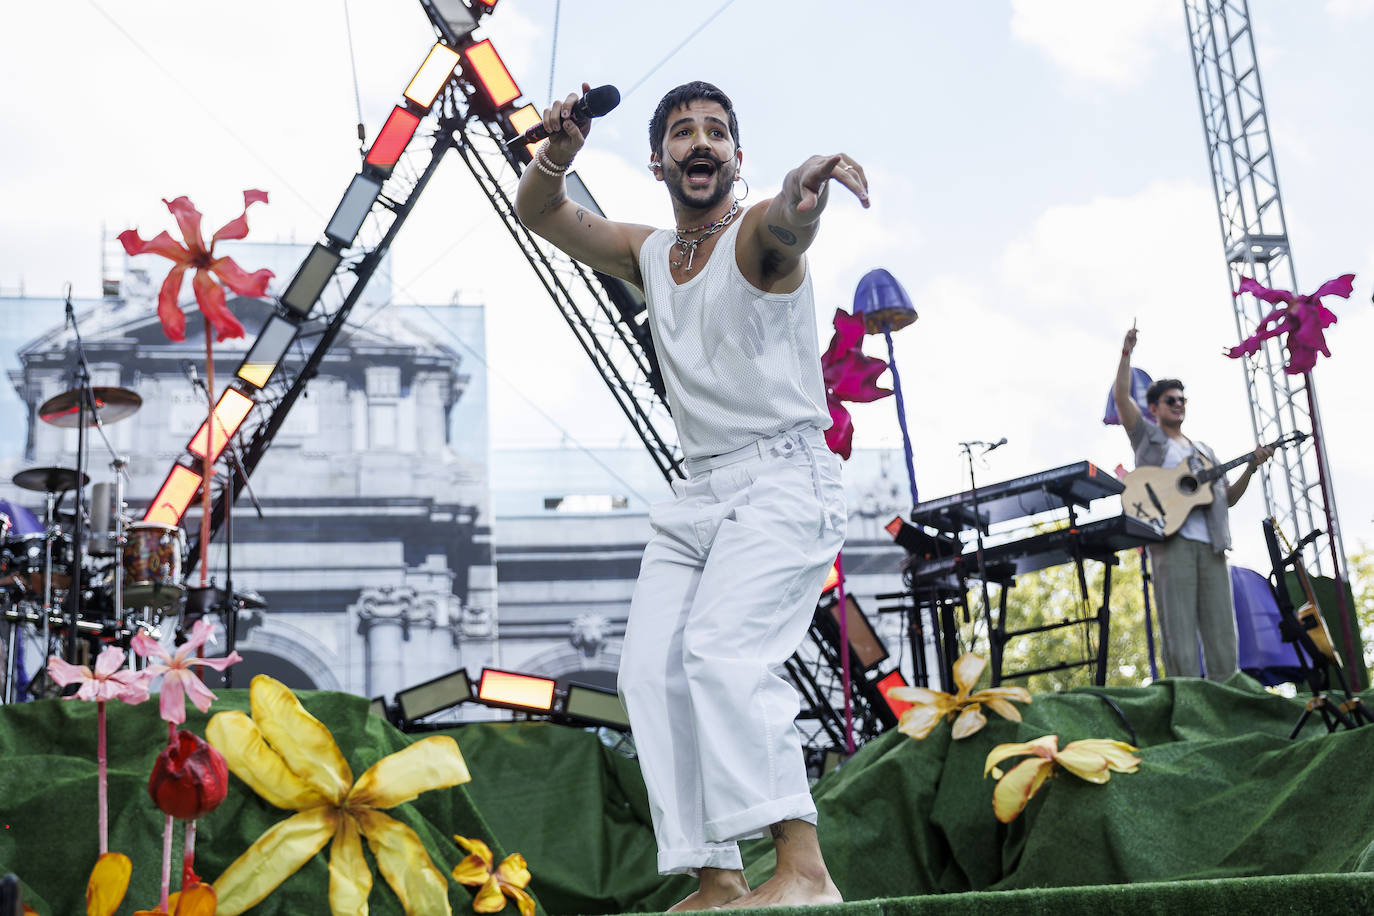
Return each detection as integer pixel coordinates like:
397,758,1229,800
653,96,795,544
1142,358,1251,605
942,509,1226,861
540,81,594,166
794,154,870,213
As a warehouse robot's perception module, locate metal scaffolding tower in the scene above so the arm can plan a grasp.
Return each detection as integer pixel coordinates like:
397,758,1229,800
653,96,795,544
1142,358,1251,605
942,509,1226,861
1183,0,1356,672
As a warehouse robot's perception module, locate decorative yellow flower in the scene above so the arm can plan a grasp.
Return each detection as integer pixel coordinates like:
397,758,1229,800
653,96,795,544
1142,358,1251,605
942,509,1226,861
451,835,535,916
983,734,1141,823
206,675,471,916
886,653,1030,740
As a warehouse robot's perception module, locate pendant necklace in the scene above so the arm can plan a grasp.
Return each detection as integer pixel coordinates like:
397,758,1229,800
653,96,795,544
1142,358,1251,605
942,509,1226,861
672,200,739,272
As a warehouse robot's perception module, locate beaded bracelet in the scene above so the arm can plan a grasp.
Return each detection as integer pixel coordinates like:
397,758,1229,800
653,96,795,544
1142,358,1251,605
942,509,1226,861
534,144,570,178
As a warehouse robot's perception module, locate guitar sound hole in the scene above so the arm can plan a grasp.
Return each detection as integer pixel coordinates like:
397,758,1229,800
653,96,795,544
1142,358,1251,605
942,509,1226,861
1179,477,1198,495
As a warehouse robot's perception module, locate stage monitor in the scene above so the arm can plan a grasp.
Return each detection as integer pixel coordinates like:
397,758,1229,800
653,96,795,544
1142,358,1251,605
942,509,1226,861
827,595,889,670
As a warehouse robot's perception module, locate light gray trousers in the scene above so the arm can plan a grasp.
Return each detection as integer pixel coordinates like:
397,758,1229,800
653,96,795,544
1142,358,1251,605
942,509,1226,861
1149,535,1237,680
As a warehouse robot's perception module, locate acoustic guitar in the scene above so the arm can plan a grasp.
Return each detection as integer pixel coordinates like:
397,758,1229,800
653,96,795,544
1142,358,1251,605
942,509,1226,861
1270,518,1341,667
1119,430,1305,537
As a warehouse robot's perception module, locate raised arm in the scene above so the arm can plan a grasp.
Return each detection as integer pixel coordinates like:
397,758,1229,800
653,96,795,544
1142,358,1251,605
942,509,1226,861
736,153,870,292
513,83,653,287
1114,326,1143,434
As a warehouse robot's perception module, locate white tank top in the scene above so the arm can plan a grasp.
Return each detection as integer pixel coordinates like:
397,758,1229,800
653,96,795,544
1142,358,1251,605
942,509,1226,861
638,218,831,459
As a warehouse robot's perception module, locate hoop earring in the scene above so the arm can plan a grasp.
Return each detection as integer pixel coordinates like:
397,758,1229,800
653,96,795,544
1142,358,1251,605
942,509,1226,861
734,175,749,202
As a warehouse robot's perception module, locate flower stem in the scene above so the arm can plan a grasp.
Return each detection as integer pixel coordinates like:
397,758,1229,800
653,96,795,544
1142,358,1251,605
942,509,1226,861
160,813,173,913
97,699,108,854
201,324,214,589
183,819,198,889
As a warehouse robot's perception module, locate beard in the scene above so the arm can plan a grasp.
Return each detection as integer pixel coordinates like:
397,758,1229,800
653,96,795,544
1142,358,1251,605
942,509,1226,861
664,149,736,212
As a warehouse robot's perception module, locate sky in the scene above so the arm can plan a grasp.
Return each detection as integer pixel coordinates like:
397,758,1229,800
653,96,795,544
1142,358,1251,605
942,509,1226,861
2,0,1372,573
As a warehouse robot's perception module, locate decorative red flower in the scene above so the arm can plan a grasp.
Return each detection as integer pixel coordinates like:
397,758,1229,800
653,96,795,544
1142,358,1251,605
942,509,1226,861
820,308,892,459
118,190,274,342
148,729,229,820
1227,273,1356,374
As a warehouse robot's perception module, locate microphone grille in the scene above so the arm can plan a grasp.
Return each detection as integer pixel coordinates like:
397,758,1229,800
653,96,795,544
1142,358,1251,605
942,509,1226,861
584,84,621,117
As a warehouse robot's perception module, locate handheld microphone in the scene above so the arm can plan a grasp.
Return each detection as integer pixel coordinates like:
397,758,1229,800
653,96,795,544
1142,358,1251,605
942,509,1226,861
985,437,1009,453
506,85,621,150
181,360,201,389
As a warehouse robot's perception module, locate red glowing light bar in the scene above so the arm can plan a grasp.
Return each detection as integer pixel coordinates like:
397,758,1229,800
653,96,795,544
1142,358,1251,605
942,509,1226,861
144,465,202,526
187,388,254,464
477,668,556,712
821,557,840,593
463,39,520,109
365,107,421,172
876,670,913,718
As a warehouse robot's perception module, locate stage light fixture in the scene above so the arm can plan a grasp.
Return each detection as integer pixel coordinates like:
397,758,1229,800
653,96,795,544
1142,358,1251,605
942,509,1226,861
369,696,390,719
364,106,422,174
144,464,202,526
424,0,479,42
325,173,382,248
395,668,474,723
462,39,520,110
235,314,298,389
876,669,913,718
477,668,556,713
187,387,254,465
821,557,841,594
505,103,542,162
405,43,461,109
280,243,341,317
827,594,889,670
563,682,631,731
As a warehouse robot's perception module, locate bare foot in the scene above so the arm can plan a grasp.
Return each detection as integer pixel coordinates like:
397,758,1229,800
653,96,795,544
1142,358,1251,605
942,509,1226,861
719,872,842,909
667,868,750,911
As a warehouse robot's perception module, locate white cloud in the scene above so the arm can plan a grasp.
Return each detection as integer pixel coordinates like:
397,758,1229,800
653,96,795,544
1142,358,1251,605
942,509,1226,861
1009,0,1176,87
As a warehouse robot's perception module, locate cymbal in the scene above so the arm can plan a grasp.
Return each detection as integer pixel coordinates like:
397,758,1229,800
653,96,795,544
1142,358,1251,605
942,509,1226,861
12,466,89,493
38,386,142,428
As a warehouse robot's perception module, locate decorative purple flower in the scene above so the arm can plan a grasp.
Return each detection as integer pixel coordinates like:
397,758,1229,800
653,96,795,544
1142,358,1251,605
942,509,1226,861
1228,273,1356,374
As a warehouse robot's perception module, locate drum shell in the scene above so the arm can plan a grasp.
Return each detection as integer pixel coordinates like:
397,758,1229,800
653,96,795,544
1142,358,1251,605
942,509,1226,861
121,523,185,610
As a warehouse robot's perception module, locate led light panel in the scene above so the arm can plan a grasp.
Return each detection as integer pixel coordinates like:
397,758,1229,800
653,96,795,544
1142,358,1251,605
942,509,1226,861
477,668,555,712
405,43,461,109
187,388,254,464
564,683,631,730
876,670,913,718
325,173,382,248
144,465,202,526
281,244,341,317
365,106,421,172
236,314,298,388
463,39,520,109
397,669,474,722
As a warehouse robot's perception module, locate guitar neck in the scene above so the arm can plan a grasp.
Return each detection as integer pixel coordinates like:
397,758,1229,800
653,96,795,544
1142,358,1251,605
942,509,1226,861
1197,433,1296,484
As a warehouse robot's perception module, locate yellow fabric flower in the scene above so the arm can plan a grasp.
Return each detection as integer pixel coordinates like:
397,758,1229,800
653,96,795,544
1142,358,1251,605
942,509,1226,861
132,883,217,916
206,675,471,916
886,653,1030,740
451,835,535,916
86,852,132,916
983,734,1141,823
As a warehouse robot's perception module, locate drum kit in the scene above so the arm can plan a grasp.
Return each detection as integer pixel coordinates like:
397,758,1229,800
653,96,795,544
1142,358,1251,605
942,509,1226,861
1,385,263,703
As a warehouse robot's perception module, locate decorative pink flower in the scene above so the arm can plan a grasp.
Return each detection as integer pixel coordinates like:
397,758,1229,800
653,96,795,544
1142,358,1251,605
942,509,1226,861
1228,273,1356,374
132,619,243,725
820,308,892,459
118,190,274,343
48,646,150,704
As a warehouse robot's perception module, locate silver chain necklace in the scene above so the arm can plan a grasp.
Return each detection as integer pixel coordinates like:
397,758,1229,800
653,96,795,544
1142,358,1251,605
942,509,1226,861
672,200,740,272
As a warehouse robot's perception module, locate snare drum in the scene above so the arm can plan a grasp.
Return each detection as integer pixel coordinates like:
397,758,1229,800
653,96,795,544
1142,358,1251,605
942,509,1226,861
122,522,185,610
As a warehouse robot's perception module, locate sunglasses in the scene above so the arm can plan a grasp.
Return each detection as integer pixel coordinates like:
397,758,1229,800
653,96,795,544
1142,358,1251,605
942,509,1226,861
1161,396,1188,407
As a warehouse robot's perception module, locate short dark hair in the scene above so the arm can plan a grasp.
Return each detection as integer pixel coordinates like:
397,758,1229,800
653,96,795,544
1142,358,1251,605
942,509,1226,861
648,81,740,157
1146,378,1184,405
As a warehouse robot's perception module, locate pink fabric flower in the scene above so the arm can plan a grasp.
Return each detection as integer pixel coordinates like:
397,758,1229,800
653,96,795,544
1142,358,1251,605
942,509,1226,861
47,646,150,704
132,619,243,725
820,308,892,459
118,190,274,343
1227,274,1356,374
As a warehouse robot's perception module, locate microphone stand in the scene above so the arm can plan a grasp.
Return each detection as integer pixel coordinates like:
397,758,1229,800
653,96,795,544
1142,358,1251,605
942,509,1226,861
959,440,1002,683
188,372,262,687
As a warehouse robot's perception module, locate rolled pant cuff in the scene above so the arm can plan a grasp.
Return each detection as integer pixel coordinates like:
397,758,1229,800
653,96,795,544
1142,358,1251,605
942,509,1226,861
657,845,743,876
704,793,818,844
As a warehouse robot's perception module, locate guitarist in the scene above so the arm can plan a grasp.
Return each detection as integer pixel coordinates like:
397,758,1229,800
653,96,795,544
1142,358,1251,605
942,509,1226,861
1115,326,1273,680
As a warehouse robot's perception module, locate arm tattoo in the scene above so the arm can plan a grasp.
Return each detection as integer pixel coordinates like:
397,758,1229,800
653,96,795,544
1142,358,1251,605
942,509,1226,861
770,823,789,844
537,190,567,216
767,224,798,246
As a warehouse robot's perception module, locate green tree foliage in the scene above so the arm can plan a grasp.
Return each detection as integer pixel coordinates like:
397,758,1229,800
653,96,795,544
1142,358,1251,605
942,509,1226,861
1349,540,1374,674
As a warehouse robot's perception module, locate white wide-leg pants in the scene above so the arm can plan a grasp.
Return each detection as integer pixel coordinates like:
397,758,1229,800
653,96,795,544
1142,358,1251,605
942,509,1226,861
619,426,846,875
